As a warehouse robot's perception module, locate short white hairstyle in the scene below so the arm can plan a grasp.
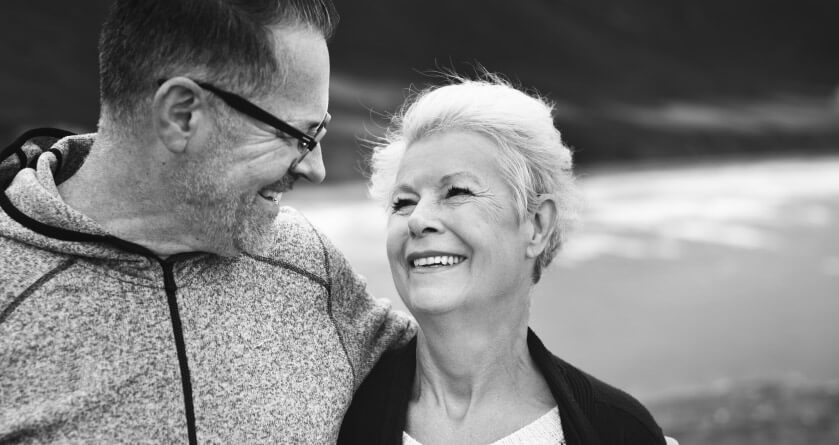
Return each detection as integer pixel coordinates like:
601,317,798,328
369,74,581,283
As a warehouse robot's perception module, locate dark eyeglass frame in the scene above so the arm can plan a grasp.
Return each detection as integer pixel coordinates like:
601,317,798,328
156,78,330,162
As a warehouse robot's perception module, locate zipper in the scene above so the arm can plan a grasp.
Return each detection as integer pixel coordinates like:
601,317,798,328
1,136,201,443
161,260,198,445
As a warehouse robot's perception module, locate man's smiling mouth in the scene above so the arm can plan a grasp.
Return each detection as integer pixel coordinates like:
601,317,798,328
258,189,282,202
258,175,296,202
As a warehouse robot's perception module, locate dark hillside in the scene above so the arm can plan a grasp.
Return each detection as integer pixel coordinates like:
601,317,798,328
1,1,837,180
331,0,839,100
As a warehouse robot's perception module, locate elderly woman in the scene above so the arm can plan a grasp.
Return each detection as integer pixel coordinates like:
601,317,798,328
338,77,669,445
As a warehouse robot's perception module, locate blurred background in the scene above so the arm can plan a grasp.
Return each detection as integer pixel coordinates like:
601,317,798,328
2,1,838,443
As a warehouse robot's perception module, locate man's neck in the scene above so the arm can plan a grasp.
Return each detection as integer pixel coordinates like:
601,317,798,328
57,136,206,257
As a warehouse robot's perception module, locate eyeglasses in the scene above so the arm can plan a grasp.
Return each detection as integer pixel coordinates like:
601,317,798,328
156,78,330,164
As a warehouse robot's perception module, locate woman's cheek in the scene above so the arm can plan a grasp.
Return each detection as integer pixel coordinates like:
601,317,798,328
385,220,405,267
466,197,510,226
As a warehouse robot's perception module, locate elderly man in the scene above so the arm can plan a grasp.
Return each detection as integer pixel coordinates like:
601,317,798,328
0,0,412,443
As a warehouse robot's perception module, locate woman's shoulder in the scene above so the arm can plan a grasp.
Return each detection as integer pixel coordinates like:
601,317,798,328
348,337,416,406
338,338,417,445
547,353,666,444
363,337,417,385
567,358,664,442
527,329,665,444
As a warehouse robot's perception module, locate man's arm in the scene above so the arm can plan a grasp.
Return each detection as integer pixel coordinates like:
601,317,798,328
317,231,416,388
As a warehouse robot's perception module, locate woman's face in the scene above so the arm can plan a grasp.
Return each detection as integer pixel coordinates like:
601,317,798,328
386,131,534,315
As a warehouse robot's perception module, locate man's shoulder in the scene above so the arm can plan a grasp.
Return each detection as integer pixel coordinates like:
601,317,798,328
0,234,69,275
240,206,336,281
274,205,322,237
0,235,76,310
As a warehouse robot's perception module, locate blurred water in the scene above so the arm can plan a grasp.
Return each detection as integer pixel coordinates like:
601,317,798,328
284,156,839,399
561,157,839,264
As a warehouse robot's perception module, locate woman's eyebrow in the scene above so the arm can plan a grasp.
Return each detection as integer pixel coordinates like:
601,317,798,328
392,171,482,195
441,171,482,184
393,183,414,194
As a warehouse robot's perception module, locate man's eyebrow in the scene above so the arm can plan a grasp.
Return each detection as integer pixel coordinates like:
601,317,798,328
280,119,319,132
297,121,320,130
303,120,322,131
296,116,327,133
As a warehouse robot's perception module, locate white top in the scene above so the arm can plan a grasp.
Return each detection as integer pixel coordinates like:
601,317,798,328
403,406,565,445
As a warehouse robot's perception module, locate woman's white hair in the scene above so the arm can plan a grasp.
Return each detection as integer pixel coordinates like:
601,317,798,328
369,73,582,283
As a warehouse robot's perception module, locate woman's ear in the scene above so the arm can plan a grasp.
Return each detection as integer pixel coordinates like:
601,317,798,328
153,77,206,154
525,194,558,259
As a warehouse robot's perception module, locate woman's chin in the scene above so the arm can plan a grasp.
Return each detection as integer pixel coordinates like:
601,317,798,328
402,291,466,318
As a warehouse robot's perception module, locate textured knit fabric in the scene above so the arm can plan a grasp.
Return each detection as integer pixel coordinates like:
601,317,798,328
338,329,666,445
402,406,564,445
0,133,416,444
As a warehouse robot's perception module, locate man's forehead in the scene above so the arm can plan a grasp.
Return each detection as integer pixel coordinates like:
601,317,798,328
265,25,330,127
270,26,329,93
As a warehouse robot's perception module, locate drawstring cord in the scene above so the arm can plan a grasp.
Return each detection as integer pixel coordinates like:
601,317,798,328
0,128,75,188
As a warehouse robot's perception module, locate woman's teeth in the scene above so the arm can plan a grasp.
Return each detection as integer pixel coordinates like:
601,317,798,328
412,255,465,268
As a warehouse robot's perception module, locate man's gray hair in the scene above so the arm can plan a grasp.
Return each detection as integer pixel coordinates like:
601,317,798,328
99,0,338,123
369,74,581,283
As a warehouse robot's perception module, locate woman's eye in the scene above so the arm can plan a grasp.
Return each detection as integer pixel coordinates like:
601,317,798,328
391,199,415,213
446,186,473,198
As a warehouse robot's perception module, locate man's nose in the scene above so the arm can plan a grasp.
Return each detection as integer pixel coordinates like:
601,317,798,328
290,144,326,184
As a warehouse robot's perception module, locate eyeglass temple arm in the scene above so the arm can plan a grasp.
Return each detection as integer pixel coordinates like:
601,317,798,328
155,79,316,145
194,82,316,144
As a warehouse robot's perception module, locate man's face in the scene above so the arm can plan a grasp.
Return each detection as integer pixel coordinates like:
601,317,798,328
174,26,330,256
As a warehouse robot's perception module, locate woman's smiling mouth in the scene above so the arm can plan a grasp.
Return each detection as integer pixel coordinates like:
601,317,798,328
409,254,467,269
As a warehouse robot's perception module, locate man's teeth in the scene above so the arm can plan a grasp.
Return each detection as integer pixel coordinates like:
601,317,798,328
259,190,281,201
411,255,465,268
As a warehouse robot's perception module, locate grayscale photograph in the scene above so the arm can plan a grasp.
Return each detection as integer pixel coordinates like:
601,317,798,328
1,1,837,444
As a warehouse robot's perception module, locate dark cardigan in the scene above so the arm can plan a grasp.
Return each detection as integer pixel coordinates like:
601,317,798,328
338,329,666,445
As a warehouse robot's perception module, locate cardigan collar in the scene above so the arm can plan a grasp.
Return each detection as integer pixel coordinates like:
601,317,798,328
386,329,601,445
526,328,601,445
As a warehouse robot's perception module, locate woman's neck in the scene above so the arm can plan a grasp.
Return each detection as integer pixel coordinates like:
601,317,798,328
411,298,550,421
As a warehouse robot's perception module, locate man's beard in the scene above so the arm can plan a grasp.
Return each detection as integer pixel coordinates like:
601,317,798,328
167,137,291,256
214,191,278,256
232,171,298,254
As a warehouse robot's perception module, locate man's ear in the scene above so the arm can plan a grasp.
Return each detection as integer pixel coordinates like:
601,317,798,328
153,78,206,154
525,194,558,259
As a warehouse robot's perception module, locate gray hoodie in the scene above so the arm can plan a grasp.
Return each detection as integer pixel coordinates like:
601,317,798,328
0,133,414,444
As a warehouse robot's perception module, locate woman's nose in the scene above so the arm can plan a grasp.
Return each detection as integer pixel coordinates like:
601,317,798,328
407,200,442,238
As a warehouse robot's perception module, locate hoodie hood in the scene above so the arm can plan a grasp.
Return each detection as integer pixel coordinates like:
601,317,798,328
0,130,152,263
